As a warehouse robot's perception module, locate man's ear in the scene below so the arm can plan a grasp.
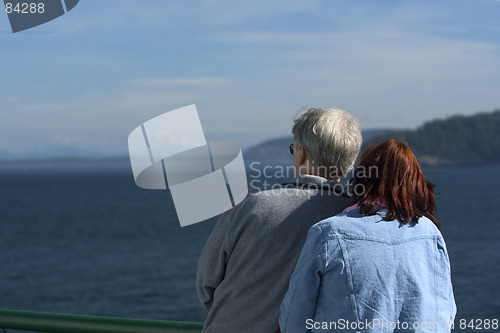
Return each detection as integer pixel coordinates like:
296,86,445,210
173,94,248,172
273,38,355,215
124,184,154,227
297,145,308,166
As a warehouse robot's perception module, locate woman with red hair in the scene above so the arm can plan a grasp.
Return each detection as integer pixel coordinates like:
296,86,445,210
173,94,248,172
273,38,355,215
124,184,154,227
279,140,456,332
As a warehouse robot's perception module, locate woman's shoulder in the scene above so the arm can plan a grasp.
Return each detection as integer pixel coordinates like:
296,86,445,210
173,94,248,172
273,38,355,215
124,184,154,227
310,209,443,240
310,209,378,235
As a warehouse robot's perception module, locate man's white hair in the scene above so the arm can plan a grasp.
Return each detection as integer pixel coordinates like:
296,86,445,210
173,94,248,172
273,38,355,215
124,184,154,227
292,107,362,178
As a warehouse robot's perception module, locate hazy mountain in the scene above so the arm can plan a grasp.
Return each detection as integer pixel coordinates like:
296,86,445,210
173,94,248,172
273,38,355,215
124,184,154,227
0,144,123,160
0,156,131,172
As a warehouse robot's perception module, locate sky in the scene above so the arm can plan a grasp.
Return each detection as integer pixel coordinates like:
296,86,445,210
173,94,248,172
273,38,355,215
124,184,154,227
1,0,499,157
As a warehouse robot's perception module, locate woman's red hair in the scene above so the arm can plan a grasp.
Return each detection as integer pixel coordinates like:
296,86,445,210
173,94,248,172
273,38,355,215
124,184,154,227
351,139,440,229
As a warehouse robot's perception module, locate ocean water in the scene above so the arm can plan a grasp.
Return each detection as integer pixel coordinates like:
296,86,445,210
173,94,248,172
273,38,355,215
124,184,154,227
0,164,499,331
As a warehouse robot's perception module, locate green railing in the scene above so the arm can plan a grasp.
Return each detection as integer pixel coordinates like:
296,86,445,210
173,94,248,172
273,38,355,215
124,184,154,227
0,309,203,333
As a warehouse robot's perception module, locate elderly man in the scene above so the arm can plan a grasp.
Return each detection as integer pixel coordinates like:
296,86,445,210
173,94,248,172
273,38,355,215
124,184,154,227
196,107,362,333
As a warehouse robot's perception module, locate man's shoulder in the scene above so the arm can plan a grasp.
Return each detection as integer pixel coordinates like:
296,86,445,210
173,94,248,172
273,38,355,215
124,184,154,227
230,184,347,222
232,188,305,216
249,185,306,201
246,183,347,207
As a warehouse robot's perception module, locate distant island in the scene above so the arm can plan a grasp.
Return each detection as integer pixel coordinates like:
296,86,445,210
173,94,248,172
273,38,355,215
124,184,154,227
367,110,500,166
244,110,500,167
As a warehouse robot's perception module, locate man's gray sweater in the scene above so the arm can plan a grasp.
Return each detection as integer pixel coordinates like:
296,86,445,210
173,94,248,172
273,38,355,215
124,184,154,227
196,174,350,333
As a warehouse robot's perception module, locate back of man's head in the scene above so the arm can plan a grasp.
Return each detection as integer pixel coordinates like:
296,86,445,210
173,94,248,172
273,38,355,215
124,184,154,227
292,107,362,178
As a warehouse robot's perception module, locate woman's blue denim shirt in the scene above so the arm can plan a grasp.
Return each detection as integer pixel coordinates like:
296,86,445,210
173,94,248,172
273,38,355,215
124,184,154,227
279,209,456,332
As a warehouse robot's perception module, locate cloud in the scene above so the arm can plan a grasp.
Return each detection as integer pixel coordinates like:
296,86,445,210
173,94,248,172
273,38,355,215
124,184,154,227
200,7,500,127
0,76,233,154
130,77,231,87
38,0,321,34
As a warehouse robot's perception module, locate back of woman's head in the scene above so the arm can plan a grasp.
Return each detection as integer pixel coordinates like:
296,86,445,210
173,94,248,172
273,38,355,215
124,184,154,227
352,139,440,229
